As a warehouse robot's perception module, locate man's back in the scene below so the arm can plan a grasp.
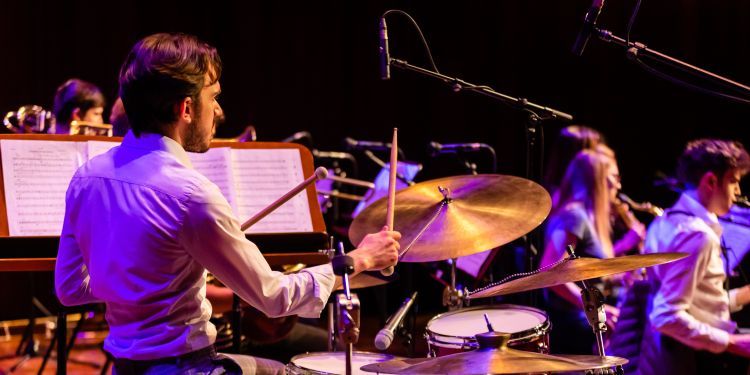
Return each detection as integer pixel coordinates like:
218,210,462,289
58,132,220,359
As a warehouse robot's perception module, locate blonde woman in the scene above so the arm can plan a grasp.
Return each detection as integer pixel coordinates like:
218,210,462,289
541,149,622,354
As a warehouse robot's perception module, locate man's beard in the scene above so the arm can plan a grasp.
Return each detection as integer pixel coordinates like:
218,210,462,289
183,109,212,153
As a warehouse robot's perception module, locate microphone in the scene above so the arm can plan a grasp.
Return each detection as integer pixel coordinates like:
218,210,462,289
345,137,392,152
281,131,312,144
374,292,417,350
312,149,357,162
379,17,391,80
430,141,490,156
571,0,605,56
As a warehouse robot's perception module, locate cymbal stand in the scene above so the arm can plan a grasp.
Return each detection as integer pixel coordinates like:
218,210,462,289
565,246,608,359
442,258,466,310
332,242,359,375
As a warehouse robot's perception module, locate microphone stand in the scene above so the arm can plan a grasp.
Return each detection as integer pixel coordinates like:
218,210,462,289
388,58,572,307
593,28,750,98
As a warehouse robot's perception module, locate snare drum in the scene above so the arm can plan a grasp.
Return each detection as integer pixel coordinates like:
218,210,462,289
425,304,550,356
287,351,398,375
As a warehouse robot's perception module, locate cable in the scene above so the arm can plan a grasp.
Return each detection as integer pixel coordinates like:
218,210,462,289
382,10,440,74
632,56,750,105
626,0,644,48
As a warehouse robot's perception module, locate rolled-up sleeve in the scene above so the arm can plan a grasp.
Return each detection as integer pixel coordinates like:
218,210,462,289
180,182,335,318
649,231,730,353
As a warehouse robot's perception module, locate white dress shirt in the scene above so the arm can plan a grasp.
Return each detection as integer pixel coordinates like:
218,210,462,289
55,131,335,360
646,193,742,354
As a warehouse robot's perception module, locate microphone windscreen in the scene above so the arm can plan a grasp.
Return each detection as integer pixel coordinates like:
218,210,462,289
374,329,394,351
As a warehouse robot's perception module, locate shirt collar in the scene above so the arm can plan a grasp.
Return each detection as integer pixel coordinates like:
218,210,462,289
674,192,722,236
121,130,193,169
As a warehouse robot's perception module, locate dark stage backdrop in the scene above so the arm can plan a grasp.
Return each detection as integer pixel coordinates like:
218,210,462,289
2,1,750,320
2,0,749,203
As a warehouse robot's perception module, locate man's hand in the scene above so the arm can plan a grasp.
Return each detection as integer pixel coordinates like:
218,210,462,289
728,334,750,357
348,226,401,273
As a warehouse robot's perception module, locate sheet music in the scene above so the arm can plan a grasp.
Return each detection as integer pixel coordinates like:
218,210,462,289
232,149,313,233
188,148,237,212
456,249,494,278
86,140,120,160
1,139,83,236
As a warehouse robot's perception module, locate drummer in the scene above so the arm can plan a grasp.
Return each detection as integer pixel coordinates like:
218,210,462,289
54,32,401,374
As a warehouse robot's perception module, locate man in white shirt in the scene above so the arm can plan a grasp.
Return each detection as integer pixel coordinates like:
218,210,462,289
640,139,750,374
54,32,400,374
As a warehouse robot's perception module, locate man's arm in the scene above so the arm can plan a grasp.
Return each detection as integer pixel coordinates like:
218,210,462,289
181,183,398,319
650,230,732,353
54,190,99,306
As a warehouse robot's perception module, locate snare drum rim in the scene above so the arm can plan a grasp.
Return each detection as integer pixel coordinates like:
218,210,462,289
425,304,550,347
287,351,397,375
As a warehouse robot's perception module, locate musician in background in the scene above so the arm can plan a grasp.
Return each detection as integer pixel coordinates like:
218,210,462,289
544,125,603,197
52,78,106,134
639,139,750,374
541,149,624,354
55,32,400,374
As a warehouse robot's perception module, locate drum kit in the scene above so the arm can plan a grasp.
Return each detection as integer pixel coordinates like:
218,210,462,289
287,170,688,374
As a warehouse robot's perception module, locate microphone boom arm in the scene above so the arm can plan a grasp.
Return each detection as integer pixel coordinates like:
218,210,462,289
389,58,573,122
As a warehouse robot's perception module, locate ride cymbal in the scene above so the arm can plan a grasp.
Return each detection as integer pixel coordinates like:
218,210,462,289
349,175,551,263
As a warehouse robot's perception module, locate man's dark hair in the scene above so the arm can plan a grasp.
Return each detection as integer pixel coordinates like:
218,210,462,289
677,139,750,188
118,33,222,136
53,78,106,125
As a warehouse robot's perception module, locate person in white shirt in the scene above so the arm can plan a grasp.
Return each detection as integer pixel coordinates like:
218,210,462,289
639,139,750,374
54,32,400,374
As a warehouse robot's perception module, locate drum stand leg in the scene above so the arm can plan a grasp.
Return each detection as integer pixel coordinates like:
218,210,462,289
332,242,360,375
443,258,466,310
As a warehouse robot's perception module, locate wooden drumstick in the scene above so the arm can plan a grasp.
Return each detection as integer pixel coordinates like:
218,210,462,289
381,128,398,276
241,166,328,231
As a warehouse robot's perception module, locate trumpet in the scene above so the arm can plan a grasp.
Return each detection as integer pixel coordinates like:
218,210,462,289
317,174,376,202
70,121,114,137
617,192,664,217
736,196,750,209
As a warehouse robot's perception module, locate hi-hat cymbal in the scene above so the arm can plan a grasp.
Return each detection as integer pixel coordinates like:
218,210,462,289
348,175,551,263
468,252,688,299
338,271,394,290
361,332,627,374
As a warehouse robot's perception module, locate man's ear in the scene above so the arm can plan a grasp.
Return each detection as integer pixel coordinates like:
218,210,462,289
71,108,82,121
176,97,193,123
698,171,719,192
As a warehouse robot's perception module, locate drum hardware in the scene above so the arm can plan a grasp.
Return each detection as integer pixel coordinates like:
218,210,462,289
363,331,627,374
287,351,403,375
442,258,468,310
332,241,359,375
565,245,609,358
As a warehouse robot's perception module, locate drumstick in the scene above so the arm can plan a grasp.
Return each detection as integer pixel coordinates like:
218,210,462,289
381,128,398,276
241,166,328,231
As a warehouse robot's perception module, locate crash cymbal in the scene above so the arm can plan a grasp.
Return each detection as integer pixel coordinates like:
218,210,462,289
348,175,551,263
362,332,627,374
360,357,431,374
468,252,688,299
